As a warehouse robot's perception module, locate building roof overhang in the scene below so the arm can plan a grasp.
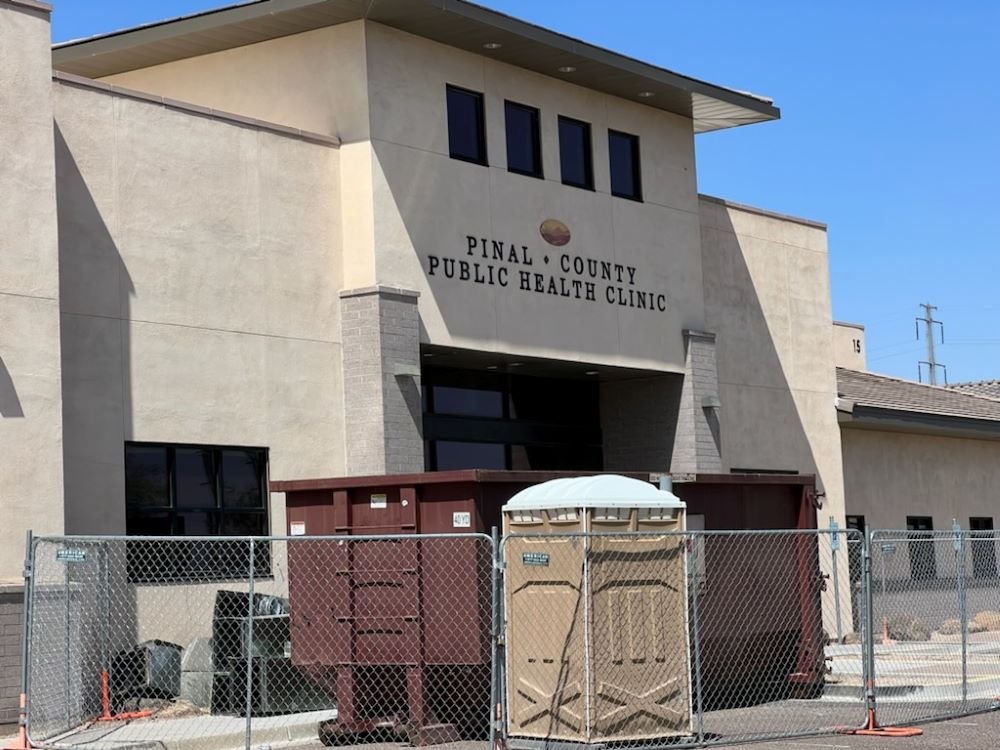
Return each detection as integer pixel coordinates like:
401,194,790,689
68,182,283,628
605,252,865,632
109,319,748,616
52,0,780,134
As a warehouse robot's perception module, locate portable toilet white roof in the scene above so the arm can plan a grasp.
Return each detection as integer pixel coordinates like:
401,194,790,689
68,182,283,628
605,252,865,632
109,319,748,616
503,474,685,511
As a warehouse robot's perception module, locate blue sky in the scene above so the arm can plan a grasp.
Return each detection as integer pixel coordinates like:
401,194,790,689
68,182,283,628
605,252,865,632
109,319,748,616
51,1,1000,384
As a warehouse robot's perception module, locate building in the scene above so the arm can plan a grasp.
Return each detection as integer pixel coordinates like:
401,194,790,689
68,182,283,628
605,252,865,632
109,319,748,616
0,0,847,723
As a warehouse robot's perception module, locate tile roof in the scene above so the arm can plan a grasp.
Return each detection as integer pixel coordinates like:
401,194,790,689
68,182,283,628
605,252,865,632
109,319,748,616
836,368,1000,423
948,380,1000,399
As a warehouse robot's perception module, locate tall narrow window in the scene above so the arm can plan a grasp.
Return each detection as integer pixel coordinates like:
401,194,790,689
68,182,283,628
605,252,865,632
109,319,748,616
609,129,642,200
447,85,487,165
905,516,936,580
505,101,542,177
970,517,997,579
558,116,593,189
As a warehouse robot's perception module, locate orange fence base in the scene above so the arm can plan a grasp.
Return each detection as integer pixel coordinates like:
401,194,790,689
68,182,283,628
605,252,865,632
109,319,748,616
3,694,31,750
841,709,923,738
95,671,152,723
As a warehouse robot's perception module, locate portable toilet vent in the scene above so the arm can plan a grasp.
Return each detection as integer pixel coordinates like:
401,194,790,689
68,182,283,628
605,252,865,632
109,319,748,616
502,475,691,745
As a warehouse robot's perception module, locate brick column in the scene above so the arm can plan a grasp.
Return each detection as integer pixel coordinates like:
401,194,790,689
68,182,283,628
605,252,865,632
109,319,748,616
340,286,423,475
671,330,723,474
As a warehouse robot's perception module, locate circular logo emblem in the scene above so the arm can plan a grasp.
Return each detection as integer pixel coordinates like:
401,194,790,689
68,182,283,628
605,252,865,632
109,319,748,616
539,219,571,247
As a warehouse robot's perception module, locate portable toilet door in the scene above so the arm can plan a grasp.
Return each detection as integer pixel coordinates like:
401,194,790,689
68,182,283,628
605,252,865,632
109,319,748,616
502,475,691,745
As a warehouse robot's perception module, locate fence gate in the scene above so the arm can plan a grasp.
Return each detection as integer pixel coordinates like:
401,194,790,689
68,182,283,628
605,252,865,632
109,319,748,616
869,529,1000,727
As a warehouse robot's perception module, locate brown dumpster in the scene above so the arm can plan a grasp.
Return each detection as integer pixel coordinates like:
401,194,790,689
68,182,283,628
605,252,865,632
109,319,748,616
274,471,594,740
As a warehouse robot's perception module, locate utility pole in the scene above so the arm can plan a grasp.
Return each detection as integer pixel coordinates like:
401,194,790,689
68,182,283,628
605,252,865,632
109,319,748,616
916,303,946,385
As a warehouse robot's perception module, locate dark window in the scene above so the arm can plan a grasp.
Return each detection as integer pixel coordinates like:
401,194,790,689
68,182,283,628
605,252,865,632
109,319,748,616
422,366,603,471
558,116,593,189
125,442,269,582
608,130,642,200
906,516,936,580
447,85,487,165
505,101,542,177
970,517,997,579
845,515,865,584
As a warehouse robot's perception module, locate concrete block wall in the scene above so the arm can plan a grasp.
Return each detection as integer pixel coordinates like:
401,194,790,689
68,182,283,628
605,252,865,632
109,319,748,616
0,585,24,727
600,374,682,471
340,286,423,474
671,330,723,474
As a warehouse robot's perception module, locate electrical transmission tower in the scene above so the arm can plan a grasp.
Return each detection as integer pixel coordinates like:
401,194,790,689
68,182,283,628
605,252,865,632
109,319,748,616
916,302,946,385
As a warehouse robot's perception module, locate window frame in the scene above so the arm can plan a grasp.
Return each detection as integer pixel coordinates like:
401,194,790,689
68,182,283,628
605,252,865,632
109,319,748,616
504,100,543,178
608,129,643,201
905,515,937,580
124,441,270,583
446,84,488,166
558,115,594,190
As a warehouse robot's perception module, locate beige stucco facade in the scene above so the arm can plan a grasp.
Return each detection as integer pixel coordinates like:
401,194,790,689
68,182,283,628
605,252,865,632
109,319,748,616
53,78,345,539
842,427,1000,532
833,321,866,370
0,0,65,581
0,4,852,577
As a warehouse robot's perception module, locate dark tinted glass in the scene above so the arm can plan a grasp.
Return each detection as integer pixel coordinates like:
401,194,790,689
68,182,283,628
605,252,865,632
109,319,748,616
175,448,217,509
505,101,541,177
433,385,504,417
609,130,641,200
447,85,487,164
558,116,593,189
125,446,169,509
435,441,506,470
222,449,263,508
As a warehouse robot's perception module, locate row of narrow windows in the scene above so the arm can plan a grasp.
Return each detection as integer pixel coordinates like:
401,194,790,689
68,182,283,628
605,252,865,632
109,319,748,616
446,84,642,201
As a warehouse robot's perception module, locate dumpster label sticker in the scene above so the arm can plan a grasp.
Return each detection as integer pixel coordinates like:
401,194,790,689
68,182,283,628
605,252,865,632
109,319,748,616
522,552,550,567
370,493,387,509
453,511,471,528
56,548,87,563
289,521,306,536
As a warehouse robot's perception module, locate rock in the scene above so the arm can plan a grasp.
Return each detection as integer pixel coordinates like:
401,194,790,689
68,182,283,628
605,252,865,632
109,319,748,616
886,614,930,642
972,610,1000,631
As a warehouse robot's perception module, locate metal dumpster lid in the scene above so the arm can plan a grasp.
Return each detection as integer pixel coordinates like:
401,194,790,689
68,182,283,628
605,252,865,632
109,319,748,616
503,474,685,511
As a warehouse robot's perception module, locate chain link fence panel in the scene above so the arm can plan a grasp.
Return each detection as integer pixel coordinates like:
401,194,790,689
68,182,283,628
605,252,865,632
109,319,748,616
25,534,497,750
500,529,867,749
869,529,1000,727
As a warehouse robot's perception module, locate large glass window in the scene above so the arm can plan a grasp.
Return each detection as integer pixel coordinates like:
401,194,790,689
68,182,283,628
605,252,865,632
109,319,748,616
447,85,487,165
125,442,269,581
558,116,593,189
609,129,642,200
505,101,542,178
422,366,602,471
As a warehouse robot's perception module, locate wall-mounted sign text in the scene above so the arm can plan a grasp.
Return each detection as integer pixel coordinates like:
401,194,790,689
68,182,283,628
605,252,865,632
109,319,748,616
426,232,668,313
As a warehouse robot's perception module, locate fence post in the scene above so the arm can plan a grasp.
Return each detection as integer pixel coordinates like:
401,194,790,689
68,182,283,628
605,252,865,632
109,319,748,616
3,532,33,750
490,528,500,750
830,517,843,642
686,532,704,744
953,523,967,712
862,531,877,725
245,539,255,750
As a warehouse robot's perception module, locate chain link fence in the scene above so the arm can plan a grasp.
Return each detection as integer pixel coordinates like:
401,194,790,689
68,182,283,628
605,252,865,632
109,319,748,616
19,527,1000,750
25,534,497,750
500,529,866,749
869,529,1000,727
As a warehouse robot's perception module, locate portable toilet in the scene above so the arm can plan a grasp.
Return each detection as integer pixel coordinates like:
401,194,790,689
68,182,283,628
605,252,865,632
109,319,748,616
502,475,690,745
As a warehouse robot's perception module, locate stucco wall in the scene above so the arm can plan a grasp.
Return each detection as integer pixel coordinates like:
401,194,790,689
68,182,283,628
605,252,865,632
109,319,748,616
842,427,1000,531
0,0,65,581
53,80,345,538
102,22,370,143
699,196,845,522
365,22,705,371
833,322,866,370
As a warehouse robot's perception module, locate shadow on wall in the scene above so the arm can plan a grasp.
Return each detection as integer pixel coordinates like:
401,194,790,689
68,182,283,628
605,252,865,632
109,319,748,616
0,357,24,417
53,123,134,535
